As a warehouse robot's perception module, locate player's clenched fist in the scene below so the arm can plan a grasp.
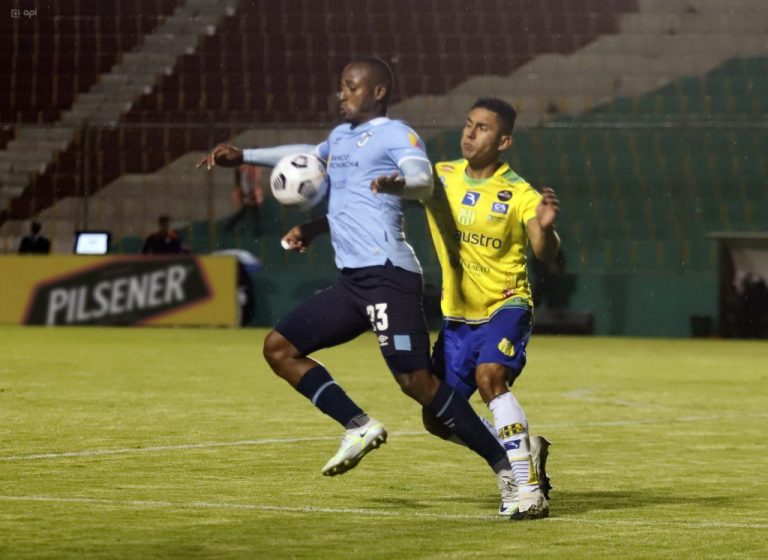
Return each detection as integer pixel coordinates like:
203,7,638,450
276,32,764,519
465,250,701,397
196,143,244,170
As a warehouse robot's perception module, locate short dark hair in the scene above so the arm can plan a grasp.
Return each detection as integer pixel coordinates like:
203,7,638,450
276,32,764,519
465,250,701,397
31,221,42,234
471,97,517,135
349,57,394,107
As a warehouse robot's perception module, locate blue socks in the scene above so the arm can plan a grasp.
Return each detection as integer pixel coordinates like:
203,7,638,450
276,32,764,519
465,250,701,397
296,366,365,428
427,382,509,472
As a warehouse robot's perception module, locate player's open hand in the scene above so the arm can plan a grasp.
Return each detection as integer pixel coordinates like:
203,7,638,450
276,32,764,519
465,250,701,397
196,143,244,170
536,187,560,229
280,225,310,252
371,172,406,195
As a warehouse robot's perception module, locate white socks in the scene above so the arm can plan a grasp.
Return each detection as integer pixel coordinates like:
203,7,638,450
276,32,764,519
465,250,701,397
489,391,539,494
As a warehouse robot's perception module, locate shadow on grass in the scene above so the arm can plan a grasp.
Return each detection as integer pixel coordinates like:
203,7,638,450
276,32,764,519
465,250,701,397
553,490,735,516
366,490,732,517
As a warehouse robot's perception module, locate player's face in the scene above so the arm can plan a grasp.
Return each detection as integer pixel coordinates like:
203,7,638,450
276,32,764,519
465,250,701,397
461,108,511,166
338,63,385,125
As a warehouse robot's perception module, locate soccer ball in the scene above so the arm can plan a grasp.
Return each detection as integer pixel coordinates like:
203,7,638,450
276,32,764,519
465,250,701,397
269,153,328,210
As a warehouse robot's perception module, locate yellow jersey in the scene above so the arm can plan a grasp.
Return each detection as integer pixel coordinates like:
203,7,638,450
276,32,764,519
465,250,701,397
425,159,542,323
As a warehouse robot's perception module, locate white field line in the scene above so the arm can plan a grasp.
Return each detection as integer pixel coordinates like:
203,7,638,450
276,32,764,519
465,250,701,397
3,411,768,463
563,387,669,409
1,495,767,530
0,432,418,462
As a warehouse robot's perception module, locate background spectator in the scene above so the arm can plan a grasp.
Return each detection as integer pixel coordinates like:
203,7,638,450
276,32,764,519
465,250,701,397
142,215,187,255
18,221,51,254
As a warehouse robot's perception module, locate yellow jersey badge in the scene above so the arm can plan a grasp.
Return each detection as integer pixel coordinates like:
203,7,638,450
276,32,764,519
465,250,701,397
498,338,516,357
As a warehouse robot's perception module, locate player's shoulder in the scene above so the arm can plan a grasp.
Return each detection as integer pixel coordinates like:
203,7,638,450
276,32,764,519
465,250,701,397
498,165,537,193
328,122,352,138
382,118,417,134
380,118,425,146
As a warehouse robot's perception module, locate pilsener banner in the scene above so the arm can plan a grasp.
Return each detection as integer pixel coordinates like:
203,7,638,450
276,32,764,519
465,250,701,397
0,255,237,326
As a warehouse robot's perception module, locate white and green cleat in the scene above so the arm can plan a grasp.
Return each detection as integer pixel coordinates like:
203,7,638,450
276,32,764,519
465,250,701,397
496,470,520,517
321,418,387,476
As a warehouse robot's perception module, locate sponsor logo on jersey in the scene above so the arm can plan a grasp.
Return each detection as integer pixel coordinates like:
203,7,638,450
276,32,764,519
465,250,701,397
459,257,490,273
458,208,476,225
503,440,521,451
454,230,503,249
462,191,480,206
329,154,359,169
498,337,516,357
377,334,389,346
408,131,425,150
486,214,505,223
491,202,509,214
439,164,455,172
357,131,373,147
497,190,513,201
24,257,210,326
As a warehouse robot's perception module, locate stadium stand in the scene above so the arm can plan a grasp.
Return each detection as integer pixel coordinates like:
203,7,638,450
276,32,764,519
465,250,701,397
0,1,181,124
0,0,637,235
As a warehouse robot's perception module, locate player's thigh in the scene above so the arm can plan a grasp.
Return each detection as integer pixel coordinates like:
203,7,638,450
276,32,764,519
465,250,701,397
355,264,431,375
476,307,533,385
431,321,478,399
274,280,369,356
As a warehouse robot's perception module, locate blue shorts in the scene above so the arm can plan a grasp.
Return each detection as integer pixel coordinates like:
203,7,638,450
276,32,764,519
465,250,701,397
275,261,430,375
430,307,532,399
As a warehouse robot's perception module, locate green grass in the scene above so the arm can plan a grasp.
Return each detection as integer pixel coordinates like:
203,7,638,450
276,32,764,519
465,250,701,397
1,327,767,559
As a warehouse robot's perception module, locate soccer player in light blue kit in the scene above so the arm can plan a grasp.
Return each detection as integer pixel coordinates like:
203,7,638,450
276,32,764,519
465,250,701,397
200,58,520,515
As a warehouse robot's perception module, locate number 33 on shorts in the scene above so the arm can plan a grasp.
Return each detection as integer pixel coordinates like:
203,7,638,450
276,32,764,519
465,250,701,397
366,303,389,331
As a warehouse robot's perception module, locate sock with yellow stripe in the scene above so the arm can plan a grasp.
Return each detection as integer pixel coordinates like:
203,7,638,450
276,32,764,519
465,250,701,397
489,391,539,494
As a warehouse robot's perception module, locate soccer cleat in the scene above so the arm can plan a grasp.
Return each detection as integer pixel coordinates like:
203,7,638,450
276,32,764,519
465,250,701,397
496,470,519,517
320,418,387,476
510,488,550,520
530,435,552,499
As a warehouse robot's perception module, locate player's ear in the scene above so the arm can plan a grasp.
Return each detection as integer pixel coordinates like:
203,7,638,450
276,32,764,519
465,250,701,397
498,134,513,152
373,84,387,103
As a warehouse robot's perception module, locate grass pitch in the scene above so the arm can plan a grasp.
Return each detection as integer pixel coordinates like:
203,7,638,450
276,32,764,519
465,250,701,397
1,326,767,559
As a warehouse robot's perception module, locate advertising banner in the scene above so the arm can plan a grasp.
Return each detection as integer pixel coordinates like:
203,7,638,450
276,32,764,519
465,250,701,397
0,255,237,327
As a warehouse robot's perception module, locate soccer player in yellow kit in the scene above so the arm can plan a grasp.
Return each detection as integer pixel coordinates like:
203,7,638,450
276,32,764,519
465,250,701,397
424,97,560,519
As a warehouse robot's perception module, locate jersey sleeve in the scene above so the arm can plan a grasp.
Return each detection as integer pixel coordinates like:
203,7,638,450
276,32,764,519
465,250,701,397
518,184,542,223
315,138,330,162
385,124,431,168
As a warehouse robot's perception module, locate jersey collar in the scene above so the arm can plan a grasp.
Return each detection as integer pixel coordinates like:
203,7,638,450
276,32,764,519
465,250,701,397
461,160,511,186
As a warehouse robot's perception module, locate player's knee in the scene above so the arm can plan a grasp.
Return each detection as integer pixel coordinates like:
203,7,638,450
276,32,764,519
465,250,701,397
475,364,509,398
394,370,437,406
262,329,292,373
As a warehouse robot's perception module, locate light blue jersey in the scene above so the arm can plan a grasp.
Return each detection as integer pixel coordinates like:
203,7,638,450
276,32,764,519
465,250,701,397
314,117,430,273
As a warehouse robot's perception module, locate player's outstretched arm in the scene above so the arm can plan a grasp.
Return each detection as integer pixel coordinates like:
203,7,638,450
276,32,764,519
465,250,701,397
281,217,330,252
371,158,433,200
527,187,561,263
197,143,244,170
197,144,320,171
242,144,320,167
